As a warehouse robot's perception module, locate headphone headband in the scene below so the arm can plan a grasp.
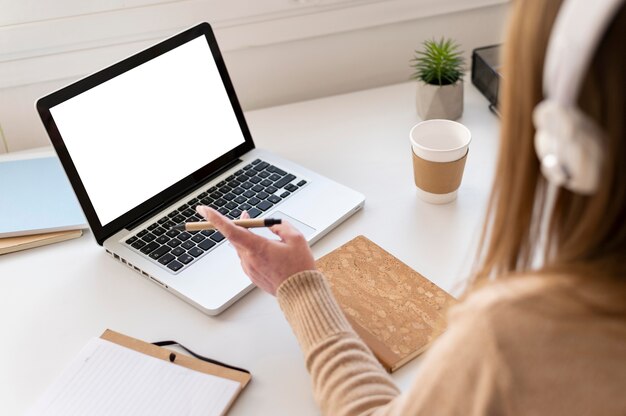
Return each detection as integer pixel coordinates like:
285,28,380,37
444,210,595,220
543,0,624,106
533,0,623,194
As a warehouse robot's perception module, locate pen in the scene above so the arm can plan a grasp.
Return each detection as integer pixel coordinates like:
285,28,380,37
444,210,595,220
171,218,282,232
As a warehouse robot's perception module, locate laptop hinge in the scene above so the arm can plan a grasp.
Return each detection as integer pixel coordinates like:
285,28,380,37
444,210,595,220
124,158,243,231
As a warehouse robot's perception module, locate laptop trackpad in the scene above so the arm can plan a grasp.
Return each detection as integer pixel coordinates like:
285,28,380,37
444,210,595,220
229,211,316,244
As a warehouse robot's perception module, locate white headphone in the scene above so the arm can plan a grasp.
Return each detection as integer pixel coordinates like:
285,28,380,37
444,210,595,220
533,0,624,194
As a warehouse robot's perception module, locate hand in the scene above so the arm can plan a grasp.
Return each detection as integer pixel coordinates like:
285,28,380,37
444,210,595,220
196,206,316,295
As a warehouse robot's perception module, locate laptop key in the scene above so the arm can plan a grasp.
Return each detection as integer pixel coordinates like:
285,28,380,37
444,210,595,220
223,193,236,201
267,165,287,176
210,232,225,242
191,234,205,243
254,161,269,171
166,229,180,238
188,247,204,257
131,240,146,249
297,180,307,186
221,185,232,193
167,238,182,248
156,235,170,245
249,176,261,184
177,232,192,241
152,227,166,236
210,191,223,199
267,195,281,204
268,174,282,182
167,210,179,218
256,191,269,200
149,245,170,260
158,253,175,265
201,229,215,237
243,190,256,198
200,197,214,205
167,261,183,272
188,197,199,205
247,207,262,218
198,191,208,198
178,254,194,265
239,203,252,211
245,170,256,177
234,195,247,204
230,209,242,218
182,208,195,217
265,186,278,194
162,220,175,229
260,179,272,187
171,247,185,256
285,183,298,192
248,197,260,206
140,241,159,254
256,200,273,211
141,233,156,243
280,191,291,198
158,216,169,224
274,174,297,189
172,214,185,223
251,159,261,165
214,198,226,207
232,187,244,195
241,182,253,189
137,229,148,237
225,201,237,210
251,184,264,192
243,164,254,170
147,223,159,231
181,240,195,250
125,236,138,244
198,239,216,250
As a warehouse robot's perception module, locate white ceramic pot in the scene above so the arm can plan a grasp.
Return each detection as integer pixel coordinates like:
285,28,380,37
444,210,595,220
416,80,464,121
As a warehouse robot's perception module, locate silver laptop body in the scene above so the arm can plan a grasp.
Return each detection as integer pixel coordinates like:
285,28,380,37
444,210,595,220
37,23,364,315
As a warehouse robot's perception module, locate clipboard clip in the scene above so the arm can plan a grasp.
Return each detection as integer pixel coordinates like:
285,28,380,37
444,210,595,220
152,340,250,374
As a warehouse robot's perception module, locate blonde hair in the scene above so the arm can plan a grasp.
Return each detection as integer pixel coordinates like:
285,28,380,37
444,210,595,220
474,0,626,283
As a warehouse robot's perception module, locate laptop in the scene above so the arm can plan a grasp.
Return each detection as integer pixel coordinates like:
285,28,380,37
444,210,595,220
36,22,364,315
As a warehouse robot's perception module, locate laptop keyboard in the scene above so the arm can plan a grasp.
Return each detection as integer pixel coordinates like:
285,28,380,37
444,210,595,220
124,158,307,273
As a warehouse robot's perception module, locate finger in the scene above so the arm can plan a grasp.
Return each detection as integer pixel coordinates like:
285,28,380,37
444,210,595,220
196,206,261,249
269,221,305,243
240,210,250,220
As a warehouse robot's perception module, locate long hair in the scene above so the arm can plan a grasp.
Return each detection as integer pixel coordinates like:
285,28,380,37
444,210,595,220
473,0,626,284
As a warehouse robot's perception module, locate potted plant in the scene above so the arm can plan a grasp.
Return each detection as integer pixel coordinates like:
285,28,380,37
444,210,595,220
410,38,465,120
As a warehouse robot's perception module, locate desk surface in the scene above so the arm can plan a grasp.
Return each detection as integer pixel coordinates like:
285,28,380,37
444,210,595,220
0,81,499,415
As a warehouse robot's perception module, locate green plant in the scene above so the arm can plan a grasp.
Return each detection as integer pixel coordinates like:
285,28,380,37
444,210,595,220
410,38,465,86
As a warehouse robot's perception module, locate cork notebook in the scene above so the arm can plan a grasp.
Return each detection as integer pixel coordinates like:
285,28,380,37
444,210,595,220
316,235,457,372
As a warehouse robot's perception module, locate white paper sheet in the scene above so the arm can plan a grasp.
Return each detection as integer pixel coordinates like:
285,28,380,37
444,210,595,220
27,338,240,416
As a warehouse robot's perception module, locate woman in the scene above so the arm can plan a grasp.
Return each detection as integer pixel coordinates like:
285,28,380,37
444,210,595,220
198,0,626,414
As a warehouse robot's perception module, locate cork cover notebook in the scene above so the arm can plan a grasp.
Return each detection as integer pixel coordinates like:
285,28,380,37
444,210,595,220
316,235,456,372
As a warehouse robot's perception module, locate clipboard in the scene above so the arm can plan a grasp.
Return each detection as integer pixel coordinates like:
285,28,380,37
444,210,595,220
101,329,251,412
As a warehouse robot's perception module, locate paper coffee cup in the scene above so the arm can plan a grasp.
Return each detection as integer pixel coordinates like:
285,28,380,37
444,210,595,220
410,119,471,204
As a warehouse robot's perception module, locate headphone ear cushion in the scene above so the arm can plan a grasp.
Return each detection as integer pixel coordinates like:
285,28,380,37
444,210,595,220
533,100,603,194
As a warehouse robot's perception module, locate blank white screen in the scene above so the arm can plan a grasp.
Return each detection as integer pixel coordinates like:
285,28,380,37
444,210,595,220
50,36,246,226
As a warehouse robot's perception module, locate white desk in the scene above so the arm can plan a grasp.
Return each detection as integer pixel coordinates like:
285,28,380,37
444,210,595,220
0,81,499,415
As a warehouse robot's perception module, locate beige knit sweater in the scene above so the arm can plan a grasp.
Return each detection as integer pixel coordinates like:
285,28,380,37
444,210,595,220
276,270,626,416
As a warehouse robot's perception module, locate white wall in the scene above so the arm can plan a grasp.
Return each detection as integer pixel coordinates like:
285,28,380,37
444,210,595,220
0,0,509,153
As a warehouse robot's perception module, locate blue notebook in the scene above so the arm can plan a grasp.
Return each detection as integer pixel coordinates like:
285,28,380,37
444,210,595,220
0,156,87,238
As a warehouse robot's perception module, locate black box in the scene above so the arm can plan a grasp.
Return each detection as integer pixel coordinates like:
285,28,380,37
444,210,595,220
471,45,502,114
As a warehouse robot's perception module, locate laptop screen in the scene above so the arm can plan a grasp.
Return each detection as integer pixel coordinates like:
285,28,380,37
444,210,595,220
49,36,246,227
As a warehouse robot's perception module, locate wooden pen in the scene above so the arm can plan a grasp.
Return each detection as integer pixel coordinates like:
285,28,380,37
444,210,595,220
171,218,282,232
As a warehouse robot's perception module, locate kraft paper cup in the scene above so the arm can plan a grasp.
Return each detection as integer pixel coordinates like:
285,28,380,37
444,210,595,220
410,119,471,204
